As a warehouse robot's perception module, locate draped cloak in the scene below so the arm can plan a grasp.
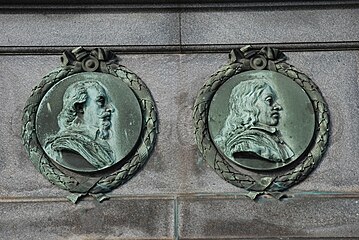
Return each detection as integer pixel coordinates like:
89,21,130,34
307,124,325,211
224,125,294,163
45,127,115,169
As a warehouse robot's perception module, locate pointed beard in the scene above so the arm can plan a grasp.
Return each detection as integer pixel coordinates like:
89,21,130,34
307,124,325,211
98,110,112,140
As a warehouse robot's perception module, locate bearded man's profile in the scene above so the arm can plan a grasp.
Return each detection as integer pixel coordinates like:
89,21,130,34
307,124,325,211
45,80,116,170
215,79,294,163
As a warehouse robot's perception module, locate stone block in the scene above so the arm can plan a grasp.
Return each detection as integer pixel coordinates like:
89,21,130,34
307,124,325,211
0,11,180,46
0,51,358,198
0,198,174,239
181,8,359,44
178,196,359,238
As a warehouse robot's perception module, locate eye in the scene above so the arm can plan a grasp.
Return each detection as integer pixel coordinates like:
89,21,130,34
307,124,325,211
97,96,105,106
265,96,273,105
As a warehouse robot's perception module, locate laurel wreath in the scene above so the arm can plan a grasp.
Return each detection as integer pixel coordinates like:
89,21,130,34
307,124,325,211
193,46,329,197
22,47,157,202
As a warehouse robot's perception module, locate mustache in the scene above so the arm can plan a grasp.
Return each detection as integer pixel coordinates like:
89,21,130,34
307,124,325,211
98,110,111,119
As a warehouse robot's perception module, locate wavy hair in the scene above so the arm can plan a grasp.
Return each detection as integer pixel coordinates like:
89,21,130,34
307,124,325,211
57,81,105,130
215,79,269,148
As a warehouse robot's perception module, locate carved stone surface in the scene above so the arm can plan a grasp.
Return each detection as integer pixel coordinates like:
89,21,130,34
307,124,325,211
193,46,329,198
22,47,158,203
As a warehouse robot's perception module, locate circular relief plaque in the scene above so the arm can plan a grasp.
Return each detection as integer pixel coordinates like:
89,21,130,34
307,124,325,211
22,47,157,203
193,46,329,195
36,72,142,172
208,70,315,170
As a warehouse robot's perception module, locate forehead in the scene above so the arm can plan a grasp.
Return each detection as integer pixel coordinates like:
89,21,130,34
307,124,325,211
87,85,106,96
260,85,276,96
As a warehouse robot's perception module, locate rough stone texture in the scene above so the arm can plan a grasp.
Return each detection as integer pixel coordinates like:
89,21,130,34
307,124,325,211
0,4,359,239
286,51,359,193
178,196,359,238
121,51,359,195
0,11,180,46
0,198,174,240
116,53,242,196
181,8,359,44
1,51,359,198
0,56,70,197
0,54,240,198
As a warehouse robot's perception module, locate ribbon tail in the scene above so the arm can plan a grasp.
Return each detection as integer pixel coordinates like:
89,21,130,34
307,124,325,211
90,193,110,202
67,193,85,204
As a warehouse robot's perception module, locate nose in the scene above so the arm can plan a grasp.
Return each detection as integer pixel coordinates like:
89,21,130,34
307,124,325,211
273,102,282,111
106,103,115,113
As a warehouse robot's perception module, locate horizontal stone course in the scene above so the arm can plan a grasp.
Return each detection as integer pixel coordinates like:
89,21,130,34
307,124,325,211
178,196,359,238
0,11,180,46
181,8,359,44
1,7,358,48
0,198,174,240
0,51,358,198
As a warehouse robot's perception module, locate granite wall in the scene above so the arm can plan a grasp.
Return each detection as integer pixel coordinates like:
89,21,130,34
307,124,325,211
0,2,359,239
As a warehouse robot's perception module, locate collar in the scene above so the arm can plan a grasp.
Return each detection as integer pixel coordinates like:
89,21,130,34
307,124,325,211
64,124,100,140
250,123,277,134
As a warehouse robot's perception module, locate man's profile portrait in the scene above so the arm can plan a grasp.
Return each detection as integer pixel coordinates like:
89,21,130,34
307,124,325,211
215,78,294,163
45,80,116,170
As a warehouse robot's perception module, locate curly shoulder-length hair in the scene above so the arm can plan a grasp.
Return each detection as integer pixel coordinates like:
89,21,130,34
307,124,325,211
215,79,269,148
57,81,105,130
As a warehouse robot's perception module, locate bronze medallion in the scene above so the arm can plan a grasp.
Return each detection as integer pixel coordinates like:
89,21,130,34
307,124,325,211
22,47,157,203
209,70,315,171
36,72,142,172
193,46,329,198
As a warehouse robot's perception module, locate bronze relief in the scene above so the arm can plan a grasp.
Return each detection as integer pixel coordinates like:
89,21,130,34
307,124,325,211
22,47,157,203
193,46,329,198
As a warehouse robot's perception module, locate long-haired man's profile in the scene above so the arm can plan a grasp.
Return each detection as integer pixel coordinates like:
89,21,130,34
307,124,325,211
215,79,294,163
45,80,116,170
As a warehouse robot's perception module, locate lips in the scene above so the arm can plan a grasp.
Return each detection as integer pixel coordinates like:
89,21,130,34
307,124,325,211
271,112,280,118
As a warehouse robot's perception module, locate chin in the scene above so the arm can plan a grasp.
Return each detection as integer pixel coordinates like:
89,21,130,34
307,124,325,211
272,121,279,126
269,118,279,126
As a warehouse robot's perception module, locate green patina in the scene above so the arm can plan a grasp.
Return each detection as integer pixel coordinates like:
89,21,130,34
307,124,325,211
22,47,158,203
209,70,315,171
193,45,329,197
